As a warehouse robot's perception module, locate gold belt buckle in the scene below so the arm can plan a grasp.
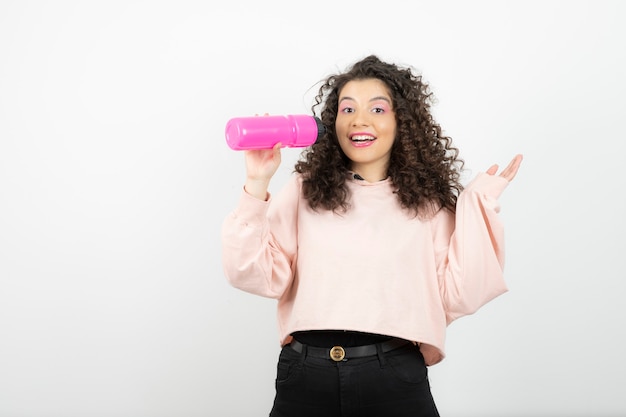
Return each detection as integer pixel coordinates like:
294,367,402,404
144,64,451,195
329,346,346,362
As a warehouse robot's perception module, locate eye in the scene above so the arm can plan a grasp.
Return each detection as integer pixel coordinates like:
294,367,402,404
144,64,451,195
340,106,354,114
370,100,391,114
372,106,385,114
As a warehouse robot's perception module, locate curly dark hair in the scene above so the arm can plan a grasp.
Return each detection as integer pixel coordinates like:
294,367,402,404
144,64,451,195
294,55,465,217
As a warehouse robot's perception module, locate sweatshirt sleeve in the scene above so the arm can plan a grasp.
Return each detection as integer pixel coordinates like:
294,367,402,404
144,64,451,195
220,176,300,299
432,172,510,324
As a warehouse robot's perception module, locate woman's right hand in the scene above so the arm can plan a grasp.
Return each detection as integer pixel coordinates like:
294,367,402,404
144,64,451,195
243,142,282,201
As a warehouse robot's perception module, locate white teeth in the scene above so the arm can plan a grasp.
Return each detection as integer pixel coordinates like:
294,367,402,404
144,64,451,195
351,135,375,141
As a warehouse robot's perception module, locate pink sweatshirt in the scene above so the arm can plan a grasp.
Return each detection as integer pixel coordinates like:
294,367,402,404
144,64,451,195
221,172,510,366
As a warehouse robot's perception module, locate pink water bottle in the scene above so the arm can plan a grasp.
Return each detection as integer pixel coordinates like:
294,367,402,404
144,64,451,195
225,114,325,150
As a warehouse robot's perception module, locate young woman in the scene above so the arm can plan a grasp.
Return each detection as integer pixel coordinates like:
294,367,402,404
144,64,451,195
221,55,523,416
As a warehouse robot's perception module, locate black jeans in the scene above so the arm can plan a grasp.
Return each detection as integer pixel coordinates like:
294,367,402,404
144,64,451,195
269,341,440,417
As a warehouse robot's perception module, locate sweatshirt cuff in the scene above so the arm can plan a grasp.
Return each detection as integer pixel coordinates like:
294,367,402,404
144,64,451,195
231,187,272,227
465,172,509,200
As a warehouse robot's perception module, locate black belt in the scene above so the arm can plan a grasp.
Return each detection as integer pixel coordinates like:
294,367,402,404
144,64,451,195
289,338,410,362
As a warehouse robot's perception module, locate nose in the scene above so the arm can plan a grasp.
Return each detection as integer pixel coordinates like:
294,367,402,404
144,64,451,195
350,110,369,127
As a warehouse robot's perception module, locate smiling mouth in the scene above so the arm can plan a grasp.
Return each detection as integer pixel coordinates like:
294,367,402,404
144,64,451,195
350,134,376,142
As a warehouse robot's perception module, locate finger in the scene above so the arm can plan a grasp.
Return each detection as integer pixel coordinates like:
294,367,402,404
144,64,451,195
486,164,498,175
273,142,282,162
500,154,523,181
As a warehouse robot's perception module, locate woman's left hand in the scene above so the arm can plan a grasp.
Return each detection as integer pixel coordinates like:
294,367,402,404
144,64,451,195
486,154,523,182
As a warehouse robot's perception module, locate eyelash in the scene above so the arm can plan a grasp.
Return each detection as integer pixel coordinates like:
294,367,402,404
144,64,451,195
340,106,386,114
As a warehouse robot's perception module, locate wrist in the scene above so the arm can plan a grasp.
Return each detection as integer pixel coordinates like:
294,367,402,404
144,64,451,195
244,178,270,201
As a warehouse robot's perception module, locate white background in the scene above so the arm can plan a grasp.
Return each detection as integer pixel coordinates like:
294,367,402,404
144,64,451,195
1,1,624,416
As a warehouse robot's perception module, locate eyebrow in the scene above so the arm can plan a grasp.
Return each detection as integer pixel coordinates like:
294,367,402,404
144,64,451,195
339,96,392,104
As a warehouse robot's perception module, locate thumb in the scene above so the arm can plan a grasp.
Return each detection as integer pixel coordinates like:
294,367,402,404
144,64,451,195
486,164,498,175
